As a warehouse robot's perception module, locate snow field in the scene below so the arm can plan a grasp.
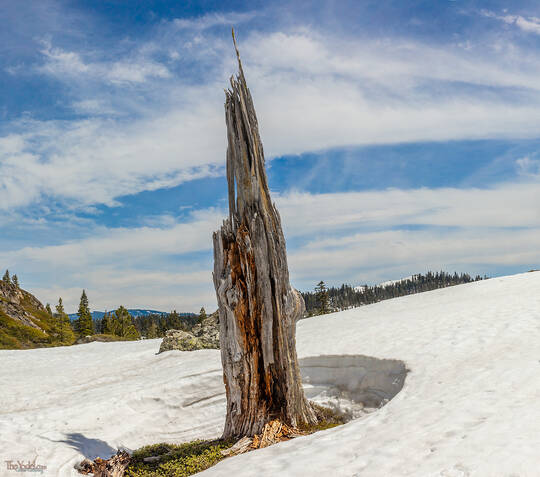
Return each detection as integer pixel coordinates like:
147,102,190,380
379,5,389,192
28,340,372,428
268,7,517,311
0,271,539,476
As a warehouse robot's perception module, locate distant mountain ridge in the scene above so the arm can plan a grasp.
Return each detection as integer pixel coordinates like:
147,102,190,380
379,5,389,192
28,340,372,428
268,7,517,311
68,309,196,320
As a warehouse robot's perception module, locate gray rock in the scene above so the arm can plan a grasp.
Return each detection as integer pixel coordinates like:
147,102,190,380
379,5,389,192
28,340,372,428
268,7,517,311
158,312,219,353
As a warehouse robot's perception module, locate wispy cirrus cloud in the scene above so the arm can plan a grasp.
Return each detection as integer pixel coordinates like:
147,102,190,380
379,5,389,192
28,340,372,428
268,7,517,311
172,11,257,31
4,208,222,268
481,10,540,35
3,26,540,212
38,40,172,83
516,156,540,177
277,181,540,237
0,106,225,210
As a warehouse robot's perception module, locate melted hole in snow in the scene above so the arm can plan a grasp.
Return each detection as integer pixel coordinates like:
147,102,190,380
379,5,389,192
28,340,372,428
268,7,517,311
299,355,407,422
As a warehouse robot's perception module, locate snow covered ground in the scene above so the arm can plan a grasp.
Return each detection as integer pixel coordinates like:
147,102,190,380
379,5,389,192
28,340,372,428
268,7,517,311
355,275,413,292
1,272,539,476
377,275,414,288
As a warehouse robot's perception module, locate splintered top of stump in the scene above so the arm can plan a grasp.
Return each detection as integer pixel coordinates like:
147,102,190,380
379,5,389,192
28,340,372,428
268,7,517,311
224,29,274,233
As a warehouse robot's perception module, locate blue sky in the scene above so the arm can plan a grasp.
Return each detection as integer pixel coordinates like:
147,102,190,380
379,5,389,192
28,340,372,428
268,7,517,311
1,0,539,312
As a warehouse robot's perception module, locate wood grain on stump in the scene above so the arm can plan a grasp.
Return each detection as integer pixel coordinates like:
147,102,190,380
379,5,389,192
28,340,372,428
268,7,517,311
213,31,317,439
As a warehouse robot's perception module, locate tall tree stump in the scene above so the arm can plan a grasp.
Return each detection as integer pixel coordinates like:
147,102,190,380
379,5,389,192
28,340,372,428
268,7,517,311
213,31,317,438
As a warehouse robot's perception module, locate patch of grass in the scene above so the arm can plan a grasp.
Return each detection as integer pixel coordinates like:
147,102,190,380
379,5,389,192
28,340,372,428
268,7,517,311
125,439,235,477
0,329,21,349
0,311,50,349
300,403,347,433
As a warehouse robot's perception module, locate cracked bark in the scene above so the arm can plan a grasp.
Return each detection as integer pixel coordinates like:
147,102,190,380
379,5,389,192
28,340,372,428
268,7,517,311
213,31,317,439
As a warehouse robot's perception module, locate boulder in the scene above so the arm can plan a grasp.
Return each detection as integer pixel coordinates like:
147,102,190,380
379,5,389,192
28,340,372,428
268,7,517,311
158,312,219,353
191,312,219,346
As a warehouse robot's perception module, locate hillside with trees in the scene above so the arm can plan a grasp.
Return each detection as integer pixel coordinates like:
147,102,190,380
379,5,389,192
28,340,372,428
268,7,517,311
0,270,69,349
302,271,486,316
83,300,206,343
0,270,204,349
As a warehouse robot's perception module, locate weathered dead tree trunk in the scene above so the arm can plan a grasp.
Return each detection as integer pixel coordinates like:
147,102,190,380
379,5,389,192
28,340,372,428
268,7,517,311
213,31,317,439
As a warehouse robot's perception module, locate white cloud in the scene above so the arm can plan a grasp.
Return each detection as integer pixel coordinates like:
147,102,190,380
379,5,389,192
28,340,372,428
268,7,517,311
172,11,257,31
2,208,223,268
513,15,540,34
71,99,117,115
39,42,89,75
243,30,540,92
276,181,540,236
482,10,540,35
0,105,226,209
39,40,171,83
516,156,540,177
106,60,171,83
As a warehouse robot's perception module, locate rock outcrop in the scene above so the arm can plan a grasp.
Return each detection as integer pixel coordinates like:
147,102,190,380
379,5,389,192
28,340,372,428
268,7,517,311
0,279,55,349
0,280,47,330
158,312,219,353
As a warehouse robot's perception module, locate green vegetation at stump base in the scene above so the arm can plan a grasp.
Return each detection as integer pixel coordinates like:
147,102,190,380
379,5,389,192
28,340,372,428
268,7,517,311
300,402,347,433
125,439,235,477
126,404,345,477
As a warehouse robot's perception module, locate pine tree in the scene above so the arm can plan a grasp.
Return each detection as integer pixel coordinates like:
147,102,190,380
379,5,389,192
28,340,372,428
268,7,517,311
113,306,139,340
93,317,103,334
315,280,330,315
45,303,53,316
55,297,75,345
169,310,182,329
2,270,10,283
147,321,158,339
76,290,94,337
55,297,65,315
102,312,114,335
199,306,207,321
12,274,19,288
